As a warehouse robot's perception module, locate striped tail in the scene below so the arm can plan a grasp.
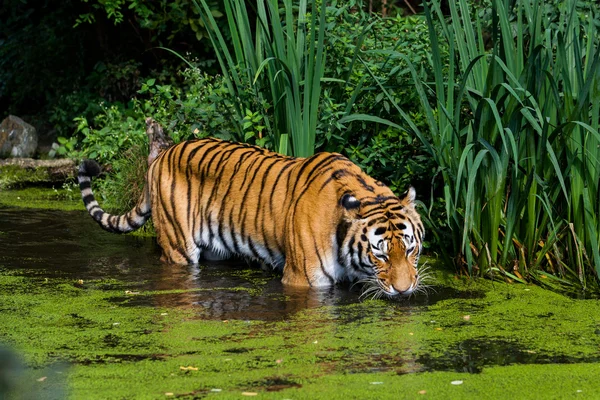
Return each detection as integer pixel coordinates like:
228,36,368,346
78,160,151,234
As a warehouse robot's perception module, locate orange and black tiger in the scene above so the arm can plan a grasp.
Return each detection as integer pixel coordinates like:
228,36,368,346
78,138,425,296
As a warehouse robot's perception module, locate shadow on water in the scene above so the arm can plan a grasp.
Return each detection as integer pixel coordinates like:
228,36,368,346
0,207,479,321
416,338,600,373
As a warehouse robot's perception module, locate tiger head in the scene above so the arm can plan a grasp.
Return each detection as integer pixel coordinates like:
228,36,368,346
337,187,425,298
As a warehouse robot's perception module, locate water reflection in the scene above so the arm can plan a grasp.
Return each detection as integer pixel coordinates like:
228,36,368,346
0,207,476,321
146,261,364,320
0,208,363,320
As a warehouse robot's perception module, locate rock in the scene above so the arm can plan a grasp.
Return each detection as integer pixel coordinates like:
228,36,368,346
0,115,38,158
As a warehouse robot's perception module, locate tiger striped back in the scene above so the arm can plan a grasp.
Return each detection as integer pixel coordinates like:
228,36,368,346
79,138,425,296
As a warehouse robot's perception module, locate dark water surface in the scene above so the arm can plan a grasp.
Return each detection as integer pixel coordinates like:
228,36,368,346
2,206,599,378
0,207,476,321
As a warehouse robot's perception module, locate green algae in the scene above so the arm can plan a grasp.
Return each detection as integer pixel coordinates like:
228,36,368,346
0,187,83,211
2,269,600,399
0,165,56,190
1,203,600,398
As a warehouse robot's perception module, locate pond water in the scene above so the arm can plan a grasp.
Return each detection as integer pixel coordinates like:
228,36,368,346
0,207,480,321
1,203,600,399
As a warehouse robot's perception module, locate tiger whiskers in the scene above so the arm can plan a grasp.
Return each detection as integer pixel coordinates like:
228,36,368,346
414,261,434,296
357,277,387,301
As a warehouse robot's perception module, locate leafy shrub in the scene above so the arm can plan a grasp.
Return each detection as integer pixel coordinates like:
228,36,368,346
52,102,146,165
136,68,237,143
317,8,443,191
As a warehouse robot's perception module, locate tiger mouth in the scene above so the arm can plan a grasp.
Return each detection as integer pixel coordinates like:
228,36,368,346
358,278,415,300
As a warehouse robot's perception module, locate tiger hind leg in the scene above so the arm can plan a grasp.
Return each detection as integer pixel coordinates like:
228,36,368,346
158,242,201,265
155,226,201,265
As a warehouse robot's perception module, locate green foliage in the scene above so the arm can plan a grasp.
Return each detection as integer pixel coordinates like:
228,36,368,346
95,143,156,235
53,103,146,165
195,0,329,157
77,105,147,164
74,0,224,42
343,120,431,194
387,0,600,293
317,7,441,192
136,68,237,143
0,0,221,144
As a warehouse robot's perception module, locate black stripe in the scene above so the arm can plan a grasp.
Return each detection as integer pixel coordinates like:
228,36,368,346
354,173,375,192
367,217,388,226
290,154,346,196
319,169,349,192
197,141,229,178
374,227,386,235
79,181,91,190
82,194,95,205
253,158,281,251
228,210,242,255
92,209,103,220
125,213,136,229
167,145,189,249
238,151,263,190
106,216,117,232
246,236,262,260
360,196,398,207
389,205,404,212
268,161,296,214
178,141,196,234
155,150,182,257
238,155,271,230
313,236,334,284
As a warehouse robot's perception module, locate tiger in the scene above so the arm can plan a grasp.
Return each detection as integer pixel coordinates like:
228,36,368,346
78,138,425,297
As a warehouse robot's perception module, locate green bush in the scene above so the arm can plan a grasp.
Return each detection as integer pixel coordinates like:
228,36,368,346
53,103,146,165
318,8,442,192
136,68,238,143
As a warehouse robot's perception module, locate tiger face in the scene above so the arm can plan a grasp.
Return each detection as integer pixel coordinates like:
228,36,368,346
337,187,424,298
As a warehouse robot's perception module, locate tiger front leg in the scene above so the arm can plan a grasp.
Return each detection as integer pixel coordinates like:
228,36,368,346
281,215,341,287
281,242,338,287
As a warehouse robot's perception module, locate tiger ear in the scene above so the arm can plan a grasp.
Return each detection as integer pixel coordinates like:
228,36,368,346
401,186,416,207
340,193,361,210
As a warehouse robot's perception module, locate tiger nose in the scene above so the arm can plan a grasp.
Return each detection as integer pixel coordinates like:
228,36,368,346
391,284,414,296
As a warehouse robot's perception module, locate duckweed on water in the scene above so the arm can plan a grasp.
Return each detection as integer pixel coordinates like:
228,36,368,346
0,187,83,211
2,271,600,399
1,189,600,398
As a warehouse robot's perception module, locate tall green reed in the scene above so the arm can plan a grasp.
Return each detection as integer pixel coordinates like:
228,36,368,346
194,0,327,157
372,0,600,292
